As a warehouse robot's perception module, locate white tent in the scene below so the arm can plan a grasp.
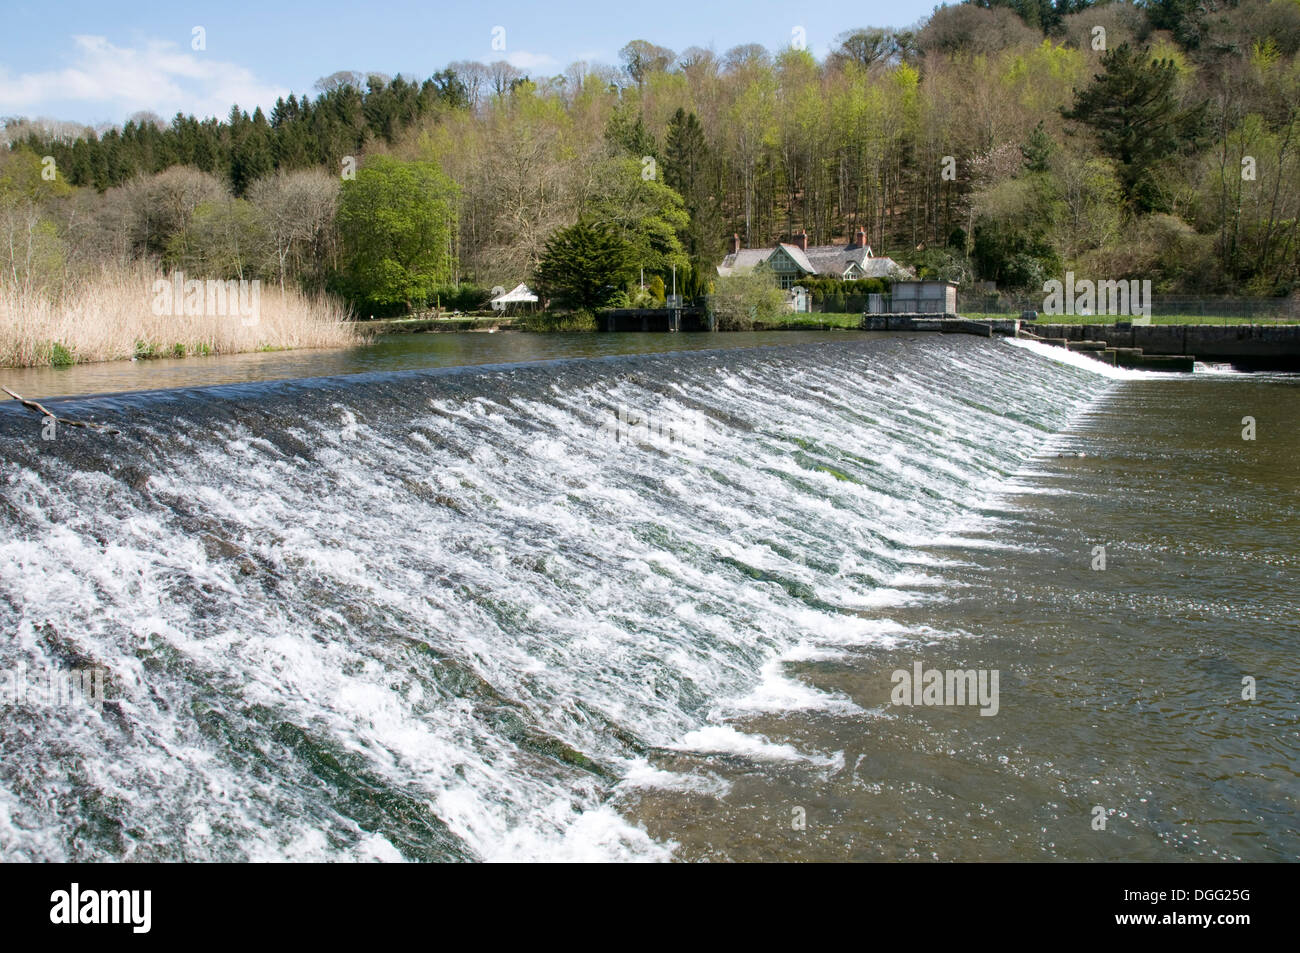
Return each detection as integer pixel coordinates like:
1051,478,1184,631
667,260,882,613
490,283,539,311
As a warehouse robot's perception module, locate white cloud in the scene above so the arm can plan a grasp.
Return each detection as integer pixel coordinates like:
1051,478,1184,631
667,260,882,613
0,35,288,121
504,50,559,72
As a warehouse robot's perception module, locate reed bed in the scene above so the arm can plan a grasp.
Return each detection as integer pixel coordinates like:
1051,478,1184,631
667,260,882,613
0,265,364,367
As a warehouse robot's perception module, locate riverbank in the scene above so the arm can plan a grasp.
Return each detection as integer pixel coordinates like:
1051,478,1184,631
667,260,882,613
0,268,365,369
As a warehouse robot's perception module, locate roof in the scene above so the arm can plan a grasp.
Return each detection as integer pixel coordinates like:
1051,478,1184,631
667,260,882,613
776,242,816,273
490,282,538,304
718,241,914,280
716,249,771,277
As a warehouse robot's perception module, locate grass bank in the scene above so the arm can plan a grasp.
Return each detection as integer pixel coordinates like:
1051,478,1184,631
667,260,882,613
964,312,1300,326
753,312,863,330
1,266,365,367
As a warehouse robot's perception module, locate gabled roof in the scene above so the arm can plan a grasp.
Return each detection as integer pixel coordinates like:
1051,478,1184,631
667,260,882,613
775,242,816,274
716,249,771,277
718,241,914,280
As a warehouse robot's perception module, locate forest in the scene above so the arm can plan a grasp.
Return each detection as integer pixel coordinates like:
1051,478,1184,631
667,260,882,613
2,0,1299,341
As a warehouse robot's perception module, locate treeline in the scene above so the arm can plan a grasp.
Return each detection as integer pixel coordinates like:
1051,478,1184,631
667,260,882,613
5,70,468,194
4,0,1300,314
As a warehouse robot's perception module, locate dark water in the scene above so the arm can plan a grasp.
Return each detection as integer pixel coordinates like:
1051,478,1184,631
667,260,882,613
1,330,879,401
0,334,1295,861
626,360,1300,861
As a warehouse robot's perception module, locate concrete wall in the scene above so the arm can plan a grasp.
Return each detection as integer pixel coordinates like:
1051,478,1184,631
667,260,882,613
1034,324,1300,365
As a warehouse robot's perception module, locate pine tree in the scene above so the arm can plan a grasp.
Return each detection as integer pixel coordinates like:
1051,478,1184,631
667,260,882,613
662,108,718,274
1061,44,1207,212
534,221,636,311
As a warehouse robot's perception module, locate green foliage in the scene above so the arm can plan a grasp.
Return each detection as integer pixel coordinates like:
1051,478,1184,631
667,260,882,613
430,283,491,311
799,276,890,298
647,274,666,304
585,156,690,276
1061,43,1207,211
662,108,719,273
604,101,656,157
520,310,598,331
332,156,458,309
50,342,74,366
14,73,469,193
534,221,637,311
707,272,787,329
1021,121,1054,173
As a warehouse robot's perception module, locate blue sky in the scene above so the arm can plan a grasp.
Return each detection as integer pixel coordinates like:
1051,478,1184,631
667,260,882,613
1,0,943,126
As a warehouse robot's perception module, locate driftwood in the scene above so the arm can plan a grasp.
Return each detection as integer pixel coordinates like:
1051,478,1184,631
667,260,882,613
1,386,121,435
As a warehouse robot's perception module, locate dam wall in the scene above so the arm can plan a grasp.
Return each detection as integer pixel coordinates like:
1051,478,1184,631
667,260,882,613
1035,323,1300,365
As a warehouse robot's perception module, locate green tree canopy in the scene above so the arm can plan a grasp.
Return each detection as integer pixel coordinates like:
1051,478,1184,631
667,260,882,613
534,221,636,311
1061,43,1206,211
584,157,690,277
333,155,457,310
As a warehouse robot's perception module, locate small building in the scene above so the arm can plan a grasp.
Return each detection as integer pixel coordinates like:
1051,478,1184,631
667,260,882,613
889,280,958,315
489,283,539,312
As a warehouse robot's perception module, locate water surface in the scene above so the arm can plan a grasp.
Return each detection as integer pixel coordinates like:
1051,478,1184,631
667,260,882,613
0,335,1294,861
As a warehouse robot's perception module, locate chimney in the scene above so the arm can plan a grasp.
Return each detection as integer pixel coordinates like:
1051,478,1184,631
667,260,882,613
853,227,867,248
795,230,807,252
729,233,740,255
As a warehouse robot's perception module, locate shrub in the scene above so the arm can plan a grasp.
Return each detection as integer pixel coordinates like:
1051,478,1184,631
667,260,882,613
707,273,786,329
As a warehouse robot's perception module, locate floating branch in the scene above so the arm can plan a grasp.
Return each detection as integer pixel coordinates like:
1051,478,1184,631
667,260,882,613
1,386,122,435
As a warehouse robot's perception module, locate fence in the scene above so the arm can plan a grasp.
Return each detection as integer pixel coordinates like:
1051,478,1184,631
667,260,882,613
956,291,1300,322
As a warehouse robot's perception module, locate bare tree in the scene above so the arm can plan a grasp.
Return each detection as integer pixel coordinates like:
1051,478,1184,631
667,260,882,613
723,44,770,73
619,40,676,88
487,61,524,99
248,169,340,289
449,61,490,110
314,71,366,94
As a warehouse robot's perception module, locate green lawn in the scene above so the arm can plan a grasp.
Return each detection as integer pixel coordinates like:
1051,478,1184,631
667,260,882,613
764,312,864,329
962,312,1300,326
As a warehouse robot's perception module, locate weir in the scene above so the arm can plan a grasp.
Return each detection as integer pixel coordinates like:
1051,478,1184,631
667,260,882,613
0,337,1112,862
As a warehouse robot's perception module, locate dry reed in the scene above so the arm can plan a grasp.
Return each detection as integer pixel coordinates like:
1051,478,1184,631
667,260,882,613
0,264,365,367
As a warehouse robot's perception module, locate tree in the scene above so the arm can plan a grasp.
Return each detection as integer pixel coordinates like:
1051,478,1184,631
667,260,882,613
1061,43,1207,211
662,108,718,270
165,197,267,279
333,156,457,310
533,221,635,310
248,168,339,290
828,29,904,70
706,272,786,329
619,40,676,89
584,157,689,276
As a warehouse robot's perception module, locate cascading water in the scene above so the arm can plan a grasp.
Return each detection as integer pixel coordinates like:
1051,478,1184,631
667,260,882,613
0,336,1110,861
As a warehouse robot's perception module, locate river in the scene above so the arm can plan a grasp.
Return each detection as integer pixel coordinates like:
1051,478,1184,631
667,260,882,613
0,332,1295,861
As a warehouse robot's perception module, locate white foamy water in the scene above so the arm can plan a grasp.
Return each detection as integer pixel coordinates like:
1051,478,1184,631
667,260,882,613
0,336,1108,861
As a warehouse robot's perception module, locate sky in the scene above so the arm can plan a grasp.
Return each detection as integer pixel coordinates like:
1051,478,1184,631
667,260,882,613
0,0,944,126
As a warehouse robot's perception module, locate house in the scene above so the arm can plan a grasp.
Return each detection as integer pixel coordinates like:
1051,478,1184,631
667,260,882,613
489,283,539,312
716,229,915,297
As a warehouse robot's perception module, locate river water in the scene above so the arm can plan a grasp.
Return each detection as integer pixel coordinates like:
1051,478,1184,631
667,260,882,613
0,332,1295,861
